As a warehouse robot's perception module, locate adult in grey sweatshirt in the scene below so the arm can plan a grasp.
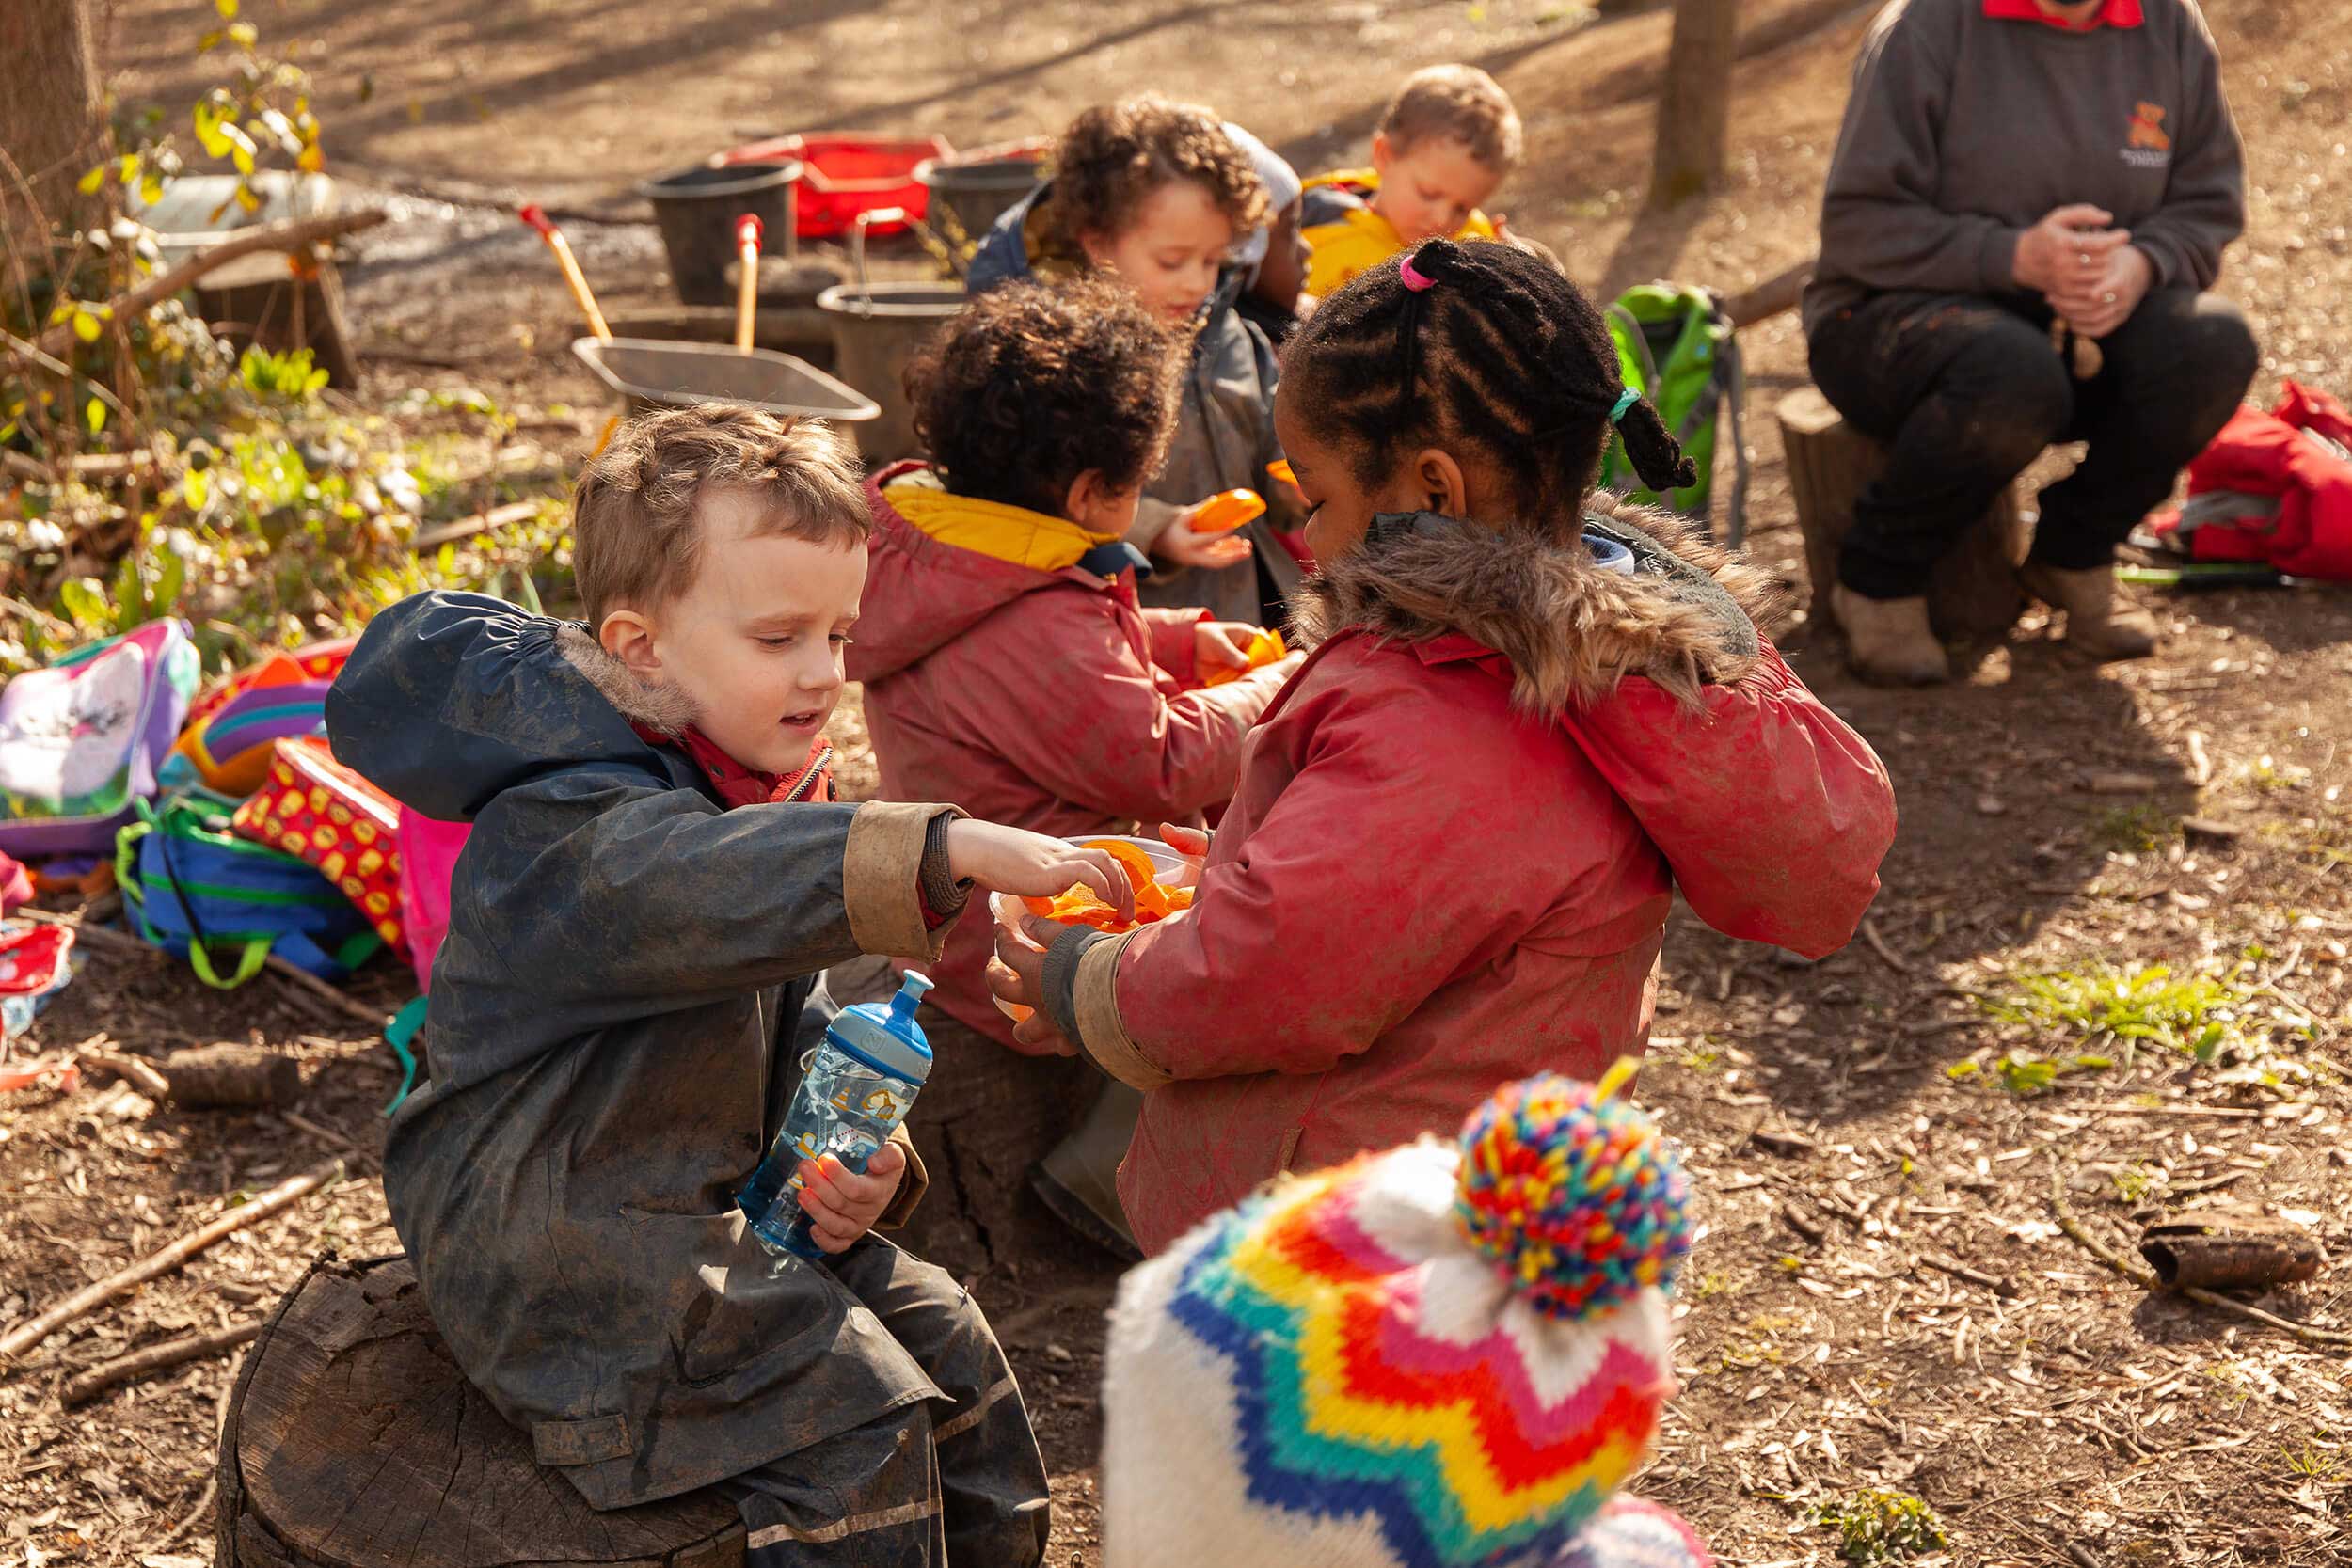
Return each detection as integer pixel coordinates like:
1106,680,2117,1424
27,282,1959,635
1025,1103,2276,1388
1804,0,2257,683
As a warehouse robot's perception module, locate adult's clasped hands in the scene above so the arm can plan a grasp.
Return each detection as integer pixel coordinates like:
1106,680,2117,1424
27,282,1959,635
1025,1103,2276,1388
2013,203,2153,341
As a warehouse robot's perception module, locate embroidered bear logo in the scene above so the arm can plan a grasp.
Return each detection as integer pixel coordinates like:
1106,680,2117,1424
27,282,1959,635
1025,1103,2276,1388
2129,103,2171,152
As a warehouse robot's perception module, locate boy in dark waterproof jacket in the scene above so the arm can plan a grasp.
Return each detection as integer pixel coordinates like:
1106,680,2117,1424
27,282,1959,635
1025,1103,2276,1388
326,408,1139,1566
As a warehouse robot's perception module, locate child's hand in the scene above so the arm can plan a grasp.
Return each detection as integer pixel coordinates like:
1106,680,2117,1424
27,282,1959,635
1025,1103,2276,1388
794,1140,907,1253
948,820,1136,923
1157,822,1212,887
987,927,1080,1056
1194,621,1261,678
1156,506,1255,572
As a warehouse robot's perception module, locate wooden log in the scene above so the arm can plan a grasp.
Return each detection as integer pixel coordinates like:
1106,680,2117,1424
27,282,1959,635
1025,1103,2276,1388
1776,385,2028,641
2140,1226,2324,1292
161,1046,305,1109
215,1254,745,1568
0,1159,342,1362
61,1319,263,1407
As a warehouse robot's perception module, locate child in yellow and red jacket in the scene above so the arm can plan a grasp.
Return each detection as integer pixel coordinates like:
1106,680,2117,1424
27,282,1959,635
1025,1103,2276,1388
849,278,1298,1256
1301,63,1522,300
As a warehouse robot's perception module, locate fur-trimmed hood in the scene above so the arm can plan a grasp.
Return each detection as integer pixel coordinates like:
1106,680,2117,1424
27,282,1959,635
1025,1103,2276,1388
326,591,705,823
1289,494,1776,713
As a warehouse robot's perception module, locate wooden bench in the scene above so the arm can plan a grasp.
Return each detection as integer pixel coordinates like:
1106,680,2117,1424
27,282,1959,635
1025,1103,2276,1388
216,1254,745,1568
1776,386,2029,641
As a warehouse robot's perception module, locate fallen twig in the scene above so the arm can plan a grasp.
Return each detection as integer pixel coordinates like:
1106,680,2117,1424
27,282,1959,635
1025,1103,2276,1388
29,209,388,358
1860,916,1914,974
1917,1252,2019,1298
10,904,155,959
2048,1160,2352,1347
263,953,389,1030
84,1048,170,1101
0,1158,342,1361
411,498,544,551
60,1319,263,1407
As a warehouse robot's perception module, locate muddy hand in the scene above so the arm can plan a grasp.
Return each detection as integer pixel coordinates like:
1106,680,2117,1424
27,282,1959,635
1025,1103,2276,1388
794,1141,906,1253
988,931,1078,1056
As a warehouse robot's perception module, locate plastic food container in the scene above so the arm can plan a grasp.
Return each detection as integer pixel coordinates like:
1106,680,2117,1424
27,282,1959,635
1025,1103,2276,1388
722,134,954,238
990,836,1196,1022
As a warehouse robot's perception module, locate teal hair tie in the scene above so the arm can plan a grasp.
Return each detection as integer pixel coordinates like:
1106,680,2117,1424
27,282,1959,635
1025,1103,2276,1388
1610,388,1640,423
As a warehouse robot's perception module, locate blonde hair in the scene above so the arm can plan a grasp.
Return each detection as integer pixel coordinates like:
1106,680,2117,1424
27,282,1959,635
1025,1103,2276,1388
571,405,868,626
1379,64,1524,173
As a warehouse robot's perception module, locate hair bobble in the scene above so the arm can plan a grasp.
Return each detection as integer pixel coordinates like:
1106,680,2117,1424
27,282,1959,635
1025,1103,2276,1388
1399,256,1438,293
1609,388,1640,424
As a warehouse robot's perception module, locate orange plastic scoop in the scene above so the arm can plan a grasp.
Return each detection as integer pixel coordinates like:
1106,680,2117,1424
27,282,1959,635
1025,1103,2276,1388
1266,459,1297,487
1188,488,1268,534
1202,627,1288,688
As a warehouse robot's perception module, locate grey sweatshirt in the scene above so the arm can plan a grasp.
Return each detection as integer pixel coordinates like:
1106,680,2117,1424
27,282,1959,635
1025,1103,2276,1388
1804,0,2245,332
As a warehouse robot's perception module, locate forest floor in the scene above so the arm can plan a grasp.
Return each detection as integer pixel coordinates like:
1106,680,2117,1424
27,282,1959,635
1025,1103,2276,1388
5,2,2349,1564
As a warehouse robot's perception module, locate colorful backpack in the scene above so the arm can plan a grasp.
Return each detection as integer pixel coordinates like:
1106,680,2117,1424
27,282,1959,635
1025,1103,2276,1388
0,620,200,860
231,736,407,957
167,639,353,798
1599,283,1749,547
116,791,381,989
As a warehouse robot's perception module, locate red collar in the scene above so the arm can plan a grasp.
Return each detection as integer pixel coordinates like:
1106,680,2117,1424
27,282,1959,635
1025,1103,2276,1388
1982,0,2142,28
632,724,838,808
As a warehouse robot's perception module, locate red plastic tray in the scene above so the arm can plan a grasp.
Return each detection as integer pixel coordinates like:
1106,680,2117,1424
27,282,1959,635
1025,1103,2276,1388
722,134,954,239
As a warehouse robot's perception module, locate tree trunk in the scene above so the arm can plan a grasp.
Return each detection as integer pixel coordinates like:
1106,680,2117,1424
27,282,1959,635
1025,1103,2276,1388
1648,0,1737,208
1778,387,2027,641
0,0,103,278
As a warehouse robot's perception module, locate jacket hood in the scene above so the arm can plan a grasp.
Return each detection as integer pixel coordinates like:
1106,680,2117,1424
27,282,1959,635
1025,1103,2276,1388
1290,494,1775,712
846,467,1089,682
326,591,699,822
965,179,1249,343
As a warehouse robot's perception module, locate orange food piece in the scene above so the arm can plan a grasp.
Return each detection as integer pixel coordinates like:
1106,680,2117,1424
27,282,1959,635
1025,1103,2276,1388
1201,627,1289,689
1020,840,1195,933
1266,459,1296,487
1188,488,1268,533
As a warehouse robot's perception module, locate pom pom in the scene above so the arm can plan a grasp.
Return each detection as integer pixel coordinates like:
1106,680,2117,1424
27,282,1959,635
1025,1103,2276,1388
1454,1072,1692,1320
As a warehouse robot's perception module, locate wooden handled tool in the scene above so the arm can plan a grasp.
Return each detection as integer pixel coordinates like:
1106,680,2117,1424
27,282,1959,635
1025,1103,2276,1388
518,203,612,341
734,214,762,353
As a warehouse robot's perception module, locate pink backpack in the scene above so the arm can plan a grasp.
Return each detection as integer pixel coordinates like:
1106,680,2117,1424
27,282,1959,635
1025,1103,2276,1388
395,809,471,991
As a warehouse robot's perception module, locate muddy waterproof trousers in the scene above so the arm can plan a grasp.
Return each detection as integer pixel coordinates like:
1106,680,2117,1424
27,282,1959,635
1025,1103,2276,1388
1808,285,2258,599
715,1238,1050,1568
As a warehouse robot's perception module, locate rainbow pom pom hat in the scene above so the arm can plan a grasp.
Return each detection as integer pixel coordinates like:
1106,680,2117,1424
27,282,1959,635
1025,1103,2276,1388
1102,1069,1708,1568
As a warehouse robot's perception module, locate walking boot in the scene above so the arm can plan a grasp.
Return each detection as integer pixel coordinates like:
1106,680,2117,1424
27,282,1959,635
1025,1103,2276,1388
1031,1080,1144,1262
2021,562,2159,659
1832,585,1951,686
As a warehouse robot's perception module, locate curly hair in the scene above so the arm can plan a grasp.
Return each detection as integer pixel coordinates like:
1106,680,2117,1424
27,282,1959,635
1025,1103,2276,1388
906,278,1186,518
1381,64,1524,173
1045,97,1271,256
572,405,866,626
1280,237,1695,531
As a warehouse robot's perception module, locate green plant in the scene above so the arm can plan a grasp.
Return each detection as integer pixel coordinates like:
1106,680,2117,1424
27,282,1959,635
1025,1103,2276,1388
2092,803,2177,854
1981,963,2272,1066
2110,1164,2164,1203
1814,1490,1948,1563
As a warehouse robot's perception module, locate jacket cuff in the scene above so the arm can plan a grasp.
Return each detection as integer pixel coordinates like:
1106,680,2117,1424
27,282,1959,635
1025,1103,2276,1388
1144,606,1213,686
846,802,965,961
1044,928,1171,1090
1978,222,2024,293
877,1122,928,1230
2131,239,2177,292
921,810,972,922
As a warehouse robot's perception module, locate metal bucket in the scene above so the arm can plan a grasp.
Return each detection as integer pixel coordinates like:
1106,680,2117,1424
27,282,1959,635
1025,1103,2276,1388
641,161,803,307
572,337,879,428
815,283,963,465
914,154,1044,247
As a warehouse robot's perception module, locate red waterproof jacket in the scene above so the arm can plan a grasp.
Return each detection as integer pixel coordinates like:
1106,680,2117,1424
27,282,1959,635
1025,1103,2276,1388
849,464,1295,1042
1040,502,1898,1254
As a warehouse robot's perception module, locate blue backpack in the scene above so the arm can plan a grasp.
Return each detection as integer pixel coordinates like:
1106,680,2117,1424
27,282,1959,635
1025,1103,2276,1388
116,791,382,989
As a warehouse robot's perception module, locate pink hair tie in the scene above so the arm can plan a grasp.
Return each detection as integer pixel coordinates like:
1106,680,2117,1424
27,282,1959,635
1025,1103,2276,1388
1399,256,1438,293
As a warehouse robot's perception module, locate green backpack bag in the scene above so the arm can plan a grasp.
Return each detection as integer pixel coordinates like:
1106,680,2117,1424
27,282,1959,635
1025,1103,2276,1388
1599,283,1750,547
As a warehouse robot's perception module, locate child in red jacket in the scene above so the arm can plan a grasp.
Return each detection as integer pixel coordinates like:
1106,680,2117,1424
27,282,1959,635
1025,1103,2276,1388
993,237,1899,1255
850,279,1297,1255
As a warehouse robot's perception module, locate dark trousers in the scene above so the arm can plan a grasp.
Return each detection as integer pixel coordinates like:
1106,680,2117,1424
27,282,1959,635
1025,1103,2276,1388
1808,286,2258,599
719,1239,1051,1568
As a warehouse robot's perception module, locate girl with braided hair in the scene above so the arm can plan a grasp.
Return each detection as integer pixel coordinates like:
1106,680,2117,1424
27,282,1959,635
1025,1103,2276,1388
992,237,1898,1255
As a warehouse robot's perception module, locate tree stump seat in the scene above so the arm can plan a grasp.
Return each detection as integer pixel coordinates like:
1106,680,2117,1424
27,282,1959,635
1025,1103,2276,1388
1777,385,2029,641
216,1254,745,1568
